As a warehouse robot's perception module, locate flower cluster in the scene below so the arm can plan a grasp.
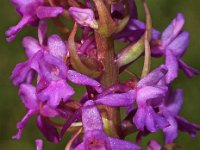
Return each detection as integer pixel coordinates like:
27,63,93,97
7,0,200,149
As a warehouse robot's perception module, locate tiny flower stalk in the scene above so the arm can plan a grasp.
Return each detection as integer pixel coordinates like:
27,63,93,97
68,23,101,78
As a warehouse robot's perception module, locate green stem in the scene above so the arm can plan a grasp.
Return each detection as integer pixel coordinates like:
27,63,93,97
95,31,121,138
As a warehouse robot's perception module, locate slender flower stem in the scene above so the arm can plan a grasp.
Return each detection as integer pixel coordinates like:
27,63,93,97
141,0,152,78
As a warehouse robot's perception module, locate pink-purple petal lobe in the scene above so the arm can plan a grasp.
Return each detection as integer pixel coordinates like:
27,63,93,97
74,143,85,150
179,60,200,78
11,0,43,15
147,140,161,150
108,137,141,150
10,61,32,86
168,31,189,58
23,36,41,58
165,50,179,84
137,65,168,88
161,13,185,46
37,79,74,108
176,116,200,138
67,70,101,87
163,115,178,144
40,105,59,118
35,139,43,150
47,35,67,60
6,16,32,42
133,106,169,132
36,6,64,19
83,130,112,150
165,89,183,116
12,109,37,140
137,86,167,104
96,90,136,107
19,84,39,110
133,107,146,131
82,100,103,132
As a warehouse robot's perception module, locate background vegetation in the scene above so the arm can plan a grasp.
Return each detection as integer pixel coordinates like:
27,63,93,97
0,0,199,149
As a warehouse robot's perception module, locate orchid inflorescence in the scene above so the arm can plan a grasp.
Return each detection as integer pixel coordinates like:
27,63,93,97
6,0,200,149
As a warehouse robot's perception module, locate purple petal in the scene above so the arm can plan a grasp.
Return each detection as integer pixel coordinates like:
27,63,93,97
137,86,167,105
35,139,43,150
83,130,111,150
82,100,103,132
162,13,185,46
114,19,160,42
165,50,179,84
133,107,146,131
145,107,169,132
176,116,200,138
43,54,67,79
96,90,136,107
36,116,60,143
38,21,48,45
137,65,168,88
165,89,183,116
163,115,178,144
10,61,32,86
36,53,68,80
134,106,169,132
129,19,160,40
74,143,85,150
22,36,41,58
108,137,141,150
6,16,32,42
37,79,74,107
36,6,64,19
147,140,161,150
19,84,39,110
40,104,59,118
48,35,67,60
67,70,100,87
168,31,189,58
69,7,98,29
179,60,200,78
11,0,43,15
12,109,37,139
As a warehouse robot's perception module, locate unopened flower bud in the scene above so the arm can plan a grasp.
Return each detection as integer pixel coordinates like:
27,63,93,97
69,7,98,29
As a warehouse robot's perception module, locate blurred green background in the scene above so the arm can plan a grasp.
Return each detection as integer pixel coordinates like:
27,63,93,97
0,0,200,149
